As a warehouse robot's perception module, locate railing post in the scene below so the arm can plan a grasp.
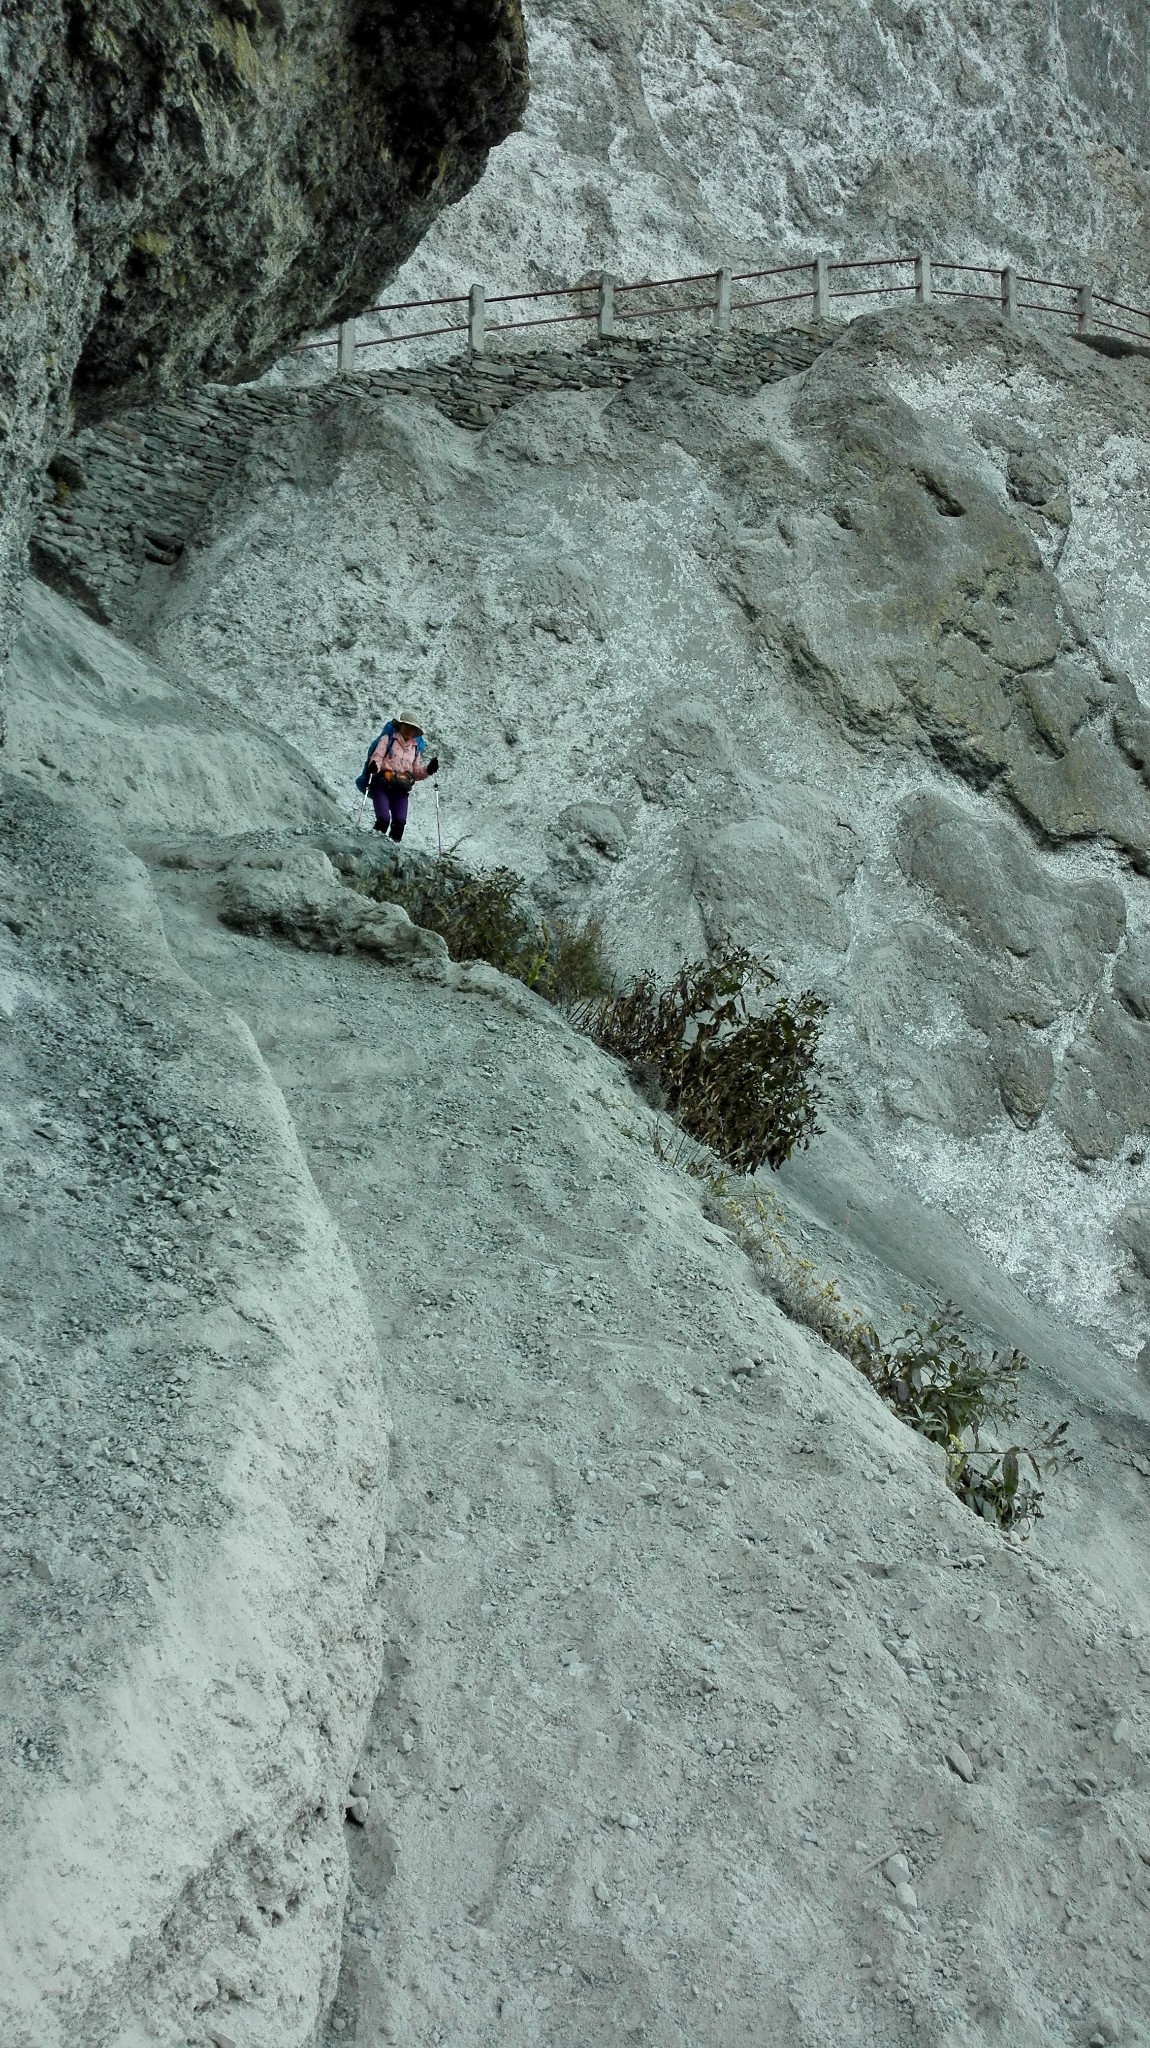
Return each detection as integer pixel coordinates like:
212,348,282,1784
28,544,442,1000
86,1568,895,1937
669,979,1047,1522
468,283,485,357
1001,264,1018,324
812,253,830,321
714,264,732,334
337,319,357,372
914,253,933,307
1076,281,1093,336
597,272,615,340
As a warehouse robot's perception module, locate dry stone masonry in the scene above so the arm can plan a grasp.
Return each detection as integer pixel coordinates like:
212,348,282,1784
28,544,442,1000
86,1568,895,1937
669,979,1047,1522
30,325,835,637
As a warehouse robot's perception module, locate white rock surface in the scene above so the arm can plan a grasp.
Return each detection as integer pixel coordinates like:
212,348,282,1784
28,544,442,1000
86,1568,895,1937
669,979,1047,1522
4,8,1150,2041
292,0,1150,366
0,579,1148,2046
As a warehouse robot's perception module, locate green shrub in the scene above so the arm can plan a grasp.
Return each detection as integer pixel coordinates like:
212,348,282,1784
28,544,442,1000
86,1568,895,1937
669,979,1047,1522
355,855,611,1004
708,1190,1077,1532
848,1310,1078,1529
848,1312,1025,1451
574,945,826,1173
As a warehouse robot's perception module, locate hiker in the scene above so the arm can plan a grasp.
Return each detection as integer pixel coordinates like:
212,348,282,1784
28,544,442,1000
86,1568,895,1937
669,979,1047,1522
356,713,439,841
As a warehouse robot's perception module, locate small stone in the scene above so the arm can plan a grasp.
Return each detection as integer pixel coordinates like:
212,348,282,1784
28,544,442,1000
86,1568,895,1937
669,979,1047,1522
400,1730,414,1754
619,1811,640,1830
206,2032,237,2048
345,1797,369,1825
883,1854,911,1885
894,1881,919,1913
945,1743,976,1784
594,1881,611,1904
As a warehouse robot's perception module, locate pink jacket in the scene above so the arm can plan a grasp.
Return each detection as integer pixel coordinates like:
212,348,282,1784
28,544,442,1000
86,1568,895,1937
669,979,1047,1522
369,729,430,786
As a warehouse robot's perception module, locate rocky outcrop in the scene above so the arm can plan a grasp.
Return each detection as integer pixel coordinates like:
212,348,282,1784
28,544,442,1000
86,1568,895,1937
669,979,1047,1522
0,0,528,685
218,842,450,967
0,593,392,2048
27,324,831,632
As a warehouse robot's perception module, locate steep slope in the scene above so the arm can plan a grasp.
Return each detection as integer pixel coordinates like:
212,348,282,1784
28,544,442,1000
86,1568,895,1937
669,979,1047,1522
155,829,1150,2048
0,588,391,2047
3,572,1147,2048
2,503,1149,2048
48,304,1142,1370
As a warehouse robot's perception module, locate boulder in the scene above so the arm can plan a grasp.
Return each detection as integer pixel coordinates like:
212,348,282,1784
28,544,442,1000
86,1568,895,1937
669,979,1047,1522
994,1030,1055,1128
218,845,449,971
895,791,1125,1002
1115,939,1150,1022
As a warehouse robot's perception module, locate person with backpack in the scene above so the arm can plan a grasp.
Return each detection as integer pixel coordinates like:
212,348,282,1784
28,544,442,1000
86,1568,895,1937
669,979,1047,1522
355,713,439,841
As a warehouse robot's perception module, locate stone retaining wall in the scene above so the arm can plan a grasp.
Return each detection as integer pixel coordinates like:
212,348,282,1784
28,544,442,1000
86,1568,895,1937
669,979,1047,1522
30,324,836,637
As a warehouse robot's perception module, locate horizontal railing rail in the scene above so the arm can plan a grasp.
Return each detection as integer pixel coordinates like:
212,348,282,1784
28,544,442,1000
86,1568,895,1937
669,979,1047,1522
299,251,1150,371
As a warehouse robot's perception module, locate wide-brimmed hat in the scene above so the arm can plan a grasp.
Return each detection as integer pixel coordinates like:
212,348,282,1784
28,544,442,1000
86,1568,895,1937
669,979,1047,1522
395,710,424,734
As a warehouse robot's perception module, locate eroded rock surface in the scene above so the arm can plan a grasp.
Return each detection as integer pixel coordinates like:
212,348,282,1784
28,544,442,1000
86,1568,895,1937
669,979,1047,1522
37,304,1149,1349
0,598,390,2046
3,574,1148,2048
0,0,527,677
372,0,1150,359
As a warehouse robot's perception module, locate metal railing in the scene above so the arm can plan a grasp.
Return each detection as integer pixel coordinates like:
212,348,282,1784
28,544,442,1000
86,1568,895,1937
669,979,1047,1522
296,252,1150,369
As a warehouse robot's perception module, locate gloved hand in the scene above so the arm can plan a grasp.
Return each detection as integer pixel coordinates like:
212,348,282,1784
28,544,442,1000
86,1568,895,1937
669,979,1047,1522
426,756,439,776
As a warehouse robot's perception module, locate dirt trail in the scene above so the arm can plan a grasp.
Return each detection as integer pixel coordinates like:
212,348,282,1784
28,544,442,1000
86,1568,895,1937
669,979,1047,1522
151,845,1150,2048
3,578,1148,2046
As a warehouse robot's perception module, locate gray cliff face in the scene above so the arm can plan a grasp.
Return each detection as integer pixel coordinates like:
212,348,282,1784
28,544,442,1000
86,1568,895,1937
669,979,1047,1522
373,0,1150,344
0,0,528,685
5,6,1150,2035
44,305,1147,1352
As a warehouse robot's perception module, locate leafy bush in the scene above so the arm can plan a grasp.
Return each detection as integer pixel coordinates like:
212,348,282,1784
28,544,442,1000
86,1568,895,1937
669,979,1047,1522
708,1188,1077,1531
355,854,611,1005
849,1313,1026,1452
848,1311,1078,1529
574,945,826,1174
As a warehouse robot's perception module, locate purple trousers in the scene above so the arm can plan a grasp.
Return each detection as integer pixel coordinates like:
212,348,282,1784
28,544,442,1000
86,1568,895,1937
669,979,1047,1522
372,780,410,840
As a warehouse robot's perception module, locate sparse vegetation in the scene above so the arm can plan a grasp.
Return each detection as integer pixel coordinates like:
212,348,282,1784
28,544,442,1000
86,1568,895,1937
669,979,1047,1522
356,847,1073,1532
355,855,611,1004
707,1187,1078,1531
574,945,827,1174
355,868,823,1176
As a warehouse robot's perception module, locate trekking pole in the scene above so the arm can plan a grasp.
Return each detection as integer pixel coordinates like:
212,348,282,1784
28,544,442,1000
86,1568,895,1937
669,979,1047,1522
434,779,443,859
353,774,370,829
